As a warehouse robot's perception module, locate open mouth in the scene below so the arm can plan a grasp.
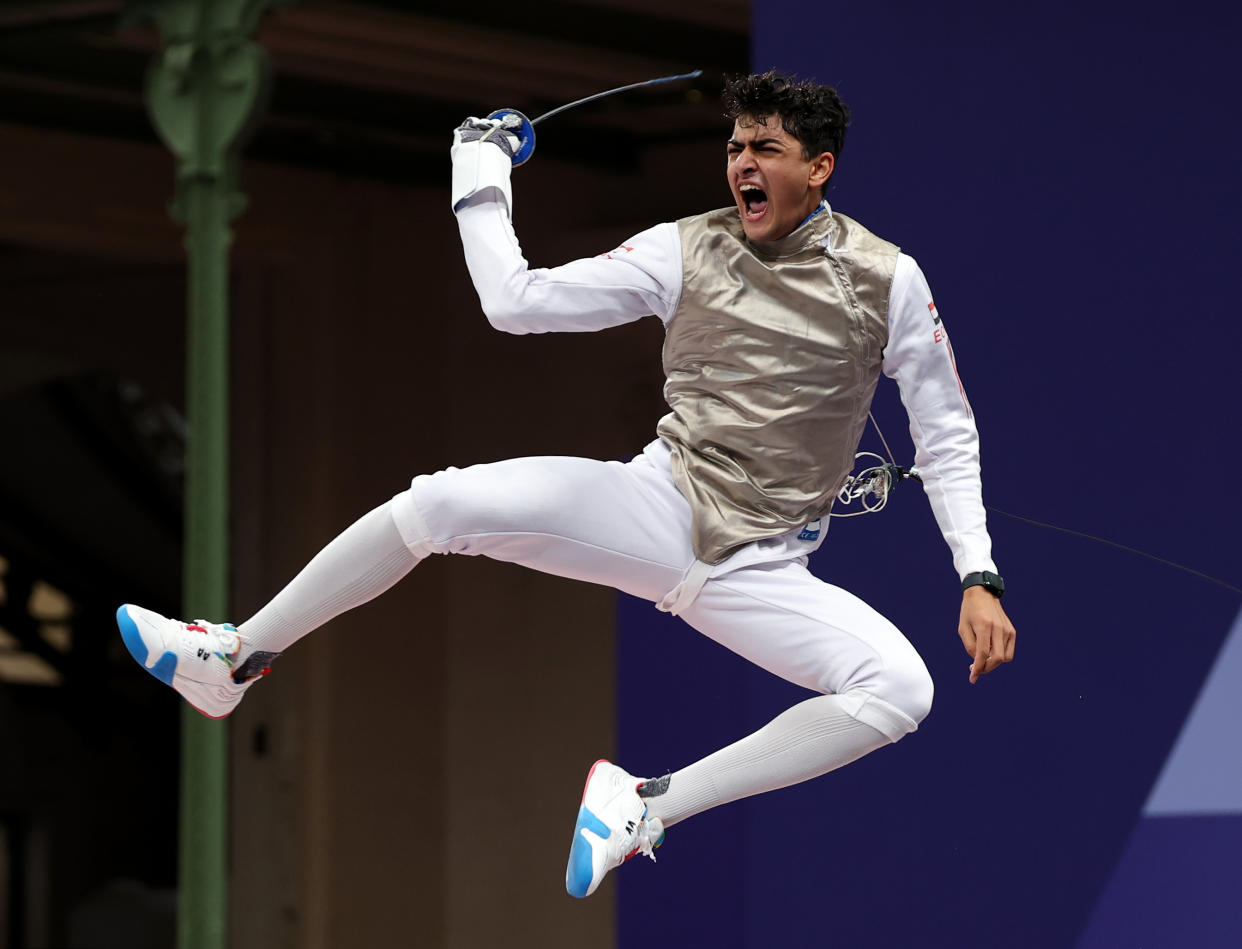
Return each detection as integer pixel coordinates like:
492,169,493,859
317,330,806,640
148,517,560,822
739,183,768,221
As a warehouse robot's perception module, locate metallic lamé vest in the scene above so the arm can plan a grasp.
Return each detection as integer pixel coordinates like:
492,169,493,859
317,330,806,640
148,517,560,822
656,206,899,565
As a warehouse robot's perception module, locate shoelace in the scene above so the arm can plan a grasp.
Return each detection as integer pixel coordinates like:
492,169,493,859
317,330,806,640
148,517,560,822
183,623,249,675
186,620,242,658
182,620,273,687
625,817,664,864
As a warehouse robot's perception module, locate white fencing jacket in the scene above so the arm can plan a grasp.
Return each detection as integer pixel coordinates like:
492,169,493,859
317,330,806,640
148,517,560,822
451,139,997,581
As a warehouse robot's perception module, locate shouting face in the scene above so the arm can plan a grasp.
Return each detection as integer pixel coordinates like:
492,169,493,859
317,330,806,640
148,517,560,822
726,115,834,242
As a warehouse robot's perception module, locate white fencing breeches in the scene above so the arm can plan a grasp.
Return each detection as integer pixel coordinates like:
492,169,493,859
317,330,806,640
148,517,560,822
390,448,933,742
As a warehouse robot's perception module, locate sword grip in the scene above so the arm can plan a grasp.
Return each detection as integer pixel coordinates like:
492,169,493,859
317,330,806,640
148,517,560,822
485,109,536,167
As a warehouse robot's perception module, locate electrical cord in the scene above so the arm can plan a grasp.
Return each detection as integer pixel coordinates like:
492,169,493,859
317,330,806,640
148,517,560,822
832,413,1242,595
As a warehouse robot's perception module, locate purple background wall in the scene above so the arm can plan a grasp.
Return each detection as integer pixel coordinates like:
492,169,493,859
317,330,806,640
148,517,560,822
618,2,1242,945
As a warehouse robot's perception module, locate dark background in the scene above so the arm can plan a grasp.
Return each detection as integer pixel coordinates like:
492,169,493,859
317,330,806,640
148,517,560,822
0,2,747,943
620,1,1242,946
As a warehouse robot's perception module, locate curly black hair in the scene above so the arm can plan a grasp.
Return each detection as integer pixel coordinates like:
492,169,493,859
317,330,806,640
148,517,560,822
723,71,850,190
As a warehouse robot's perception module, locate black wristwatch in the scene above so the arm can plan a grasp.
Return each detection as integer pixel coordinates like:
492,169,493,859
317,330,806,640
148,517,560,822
961,571,1005,598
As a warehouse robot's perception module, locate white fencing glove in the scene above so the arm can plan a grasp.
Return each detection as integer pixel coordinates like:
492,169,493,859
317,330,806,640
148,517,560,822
451,116,518,212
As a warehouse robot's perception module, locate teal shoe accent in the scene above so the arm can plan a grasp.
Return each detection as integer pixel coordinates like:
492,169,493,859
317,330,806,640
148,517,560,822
149,650,178,686
116,605,148,665
116,605,178,686
566,806,611,898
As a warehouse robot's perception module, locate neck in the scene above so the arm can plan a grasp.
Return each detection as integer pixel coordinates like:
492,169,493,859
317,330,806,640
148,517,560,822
795,198,827,230
745,201,833,258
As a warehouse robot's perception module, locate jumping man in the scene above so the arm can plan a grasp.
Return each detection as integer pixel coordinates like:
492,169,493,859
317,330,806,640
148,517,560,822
117,71,1017,899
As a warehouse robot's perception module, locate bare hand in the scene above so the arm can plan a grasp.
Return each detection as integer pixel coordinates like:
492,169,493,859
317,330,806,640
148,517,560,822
958,587,1016,684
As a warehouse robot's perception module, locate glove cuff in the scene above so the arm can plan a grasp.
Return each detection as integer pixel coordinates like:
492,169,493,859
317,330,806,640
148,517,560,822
450,138,514,213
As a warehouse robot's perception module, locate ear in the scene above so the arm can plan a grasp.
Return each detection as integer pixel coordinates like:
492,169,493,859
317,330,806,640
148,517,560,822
807,151,835,190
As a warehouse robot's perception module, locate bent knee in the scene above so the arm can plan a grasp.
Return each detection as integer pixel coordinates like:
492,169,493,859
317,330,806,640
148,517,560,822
392,468,500,552
390,484,436,554
848,655,934,738
395,469,489,553
886,660,934,727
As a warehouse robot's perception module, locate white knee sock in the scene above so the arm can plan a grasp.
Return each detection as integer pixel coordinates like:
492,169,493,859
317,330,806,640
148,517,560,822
238,501,421,656
639,692,892,828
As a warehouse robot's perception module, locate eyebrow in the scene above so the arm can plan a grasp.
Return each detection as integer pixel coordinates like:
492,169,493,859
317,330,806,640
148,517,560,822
727,137,786,149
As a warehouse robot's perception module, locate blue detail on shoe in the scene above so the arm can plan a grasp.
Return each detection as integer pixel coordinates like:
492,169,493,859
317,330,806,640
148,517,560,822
116,605,178,686
798,518,822,541
116,605,148,665
566,806,611,899
149,650,178,685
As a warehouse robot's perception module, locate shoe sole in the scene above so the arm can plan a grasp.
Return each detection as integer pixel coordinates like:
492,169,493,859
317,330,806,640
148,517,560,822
566,759,620,899
116,605,179,686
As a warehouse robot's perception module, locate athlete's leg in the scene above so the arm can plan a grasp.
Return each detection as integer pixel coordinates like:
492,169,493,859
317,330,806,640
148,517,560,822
115,500,425,717
391,453,694,600
119,451,695,716
562,559,933,897
640,561,934,828
238,501,420,655
241,451,694,656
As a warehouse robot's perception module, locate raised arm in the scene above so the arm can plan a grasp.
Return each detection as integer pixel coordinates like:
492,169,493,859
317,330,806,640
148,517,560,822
450,120,682,335
882,253,1016,682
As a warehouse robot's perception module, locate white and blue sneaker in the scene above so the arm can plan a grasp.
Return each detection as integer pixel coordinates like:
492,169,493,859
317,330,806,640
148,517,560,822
566,759,665,899
116,604,275,719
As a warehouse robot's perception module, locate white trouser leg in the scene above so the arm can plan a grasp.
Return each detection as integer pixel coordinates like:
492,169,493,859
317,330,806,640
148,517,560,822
680,561,934,739
241,449,933,829
639,561,935,827
237,452,695,659
391,454,696,602
393,453,932,735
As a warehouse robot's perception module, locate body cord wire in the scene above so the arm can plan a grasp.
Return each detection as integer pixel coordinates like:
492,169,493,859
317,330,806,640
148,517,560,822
865,412,1241,596
983,506,1242,595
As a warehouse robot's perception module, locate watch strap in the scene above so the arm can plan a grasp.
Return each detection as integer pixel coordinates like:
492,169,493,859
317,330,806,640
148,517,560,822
961,570,1005,598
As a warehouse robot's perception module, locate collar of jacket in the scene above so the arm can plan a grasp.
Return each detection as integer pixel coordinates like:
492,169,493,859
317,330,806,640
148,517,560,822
744,200,835,260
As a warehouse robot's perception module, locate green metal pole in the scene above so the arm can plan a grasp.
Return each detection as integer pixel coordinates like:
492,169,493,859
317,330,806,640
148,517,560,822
133,1,281,945
178,172,232,949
